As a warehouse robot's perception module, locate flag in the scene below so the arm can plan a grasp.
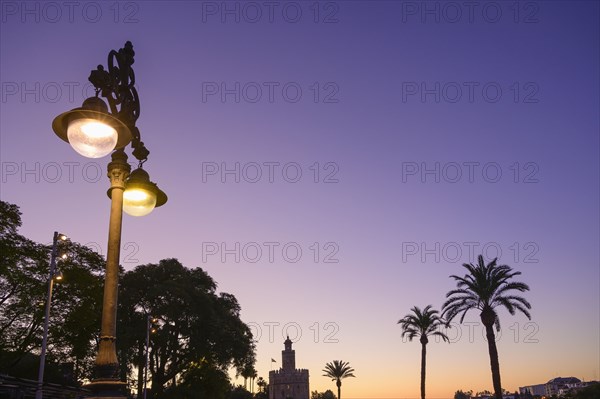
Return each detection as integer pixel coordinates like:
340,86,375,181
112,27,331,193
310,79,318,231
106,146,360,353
271,358,276,362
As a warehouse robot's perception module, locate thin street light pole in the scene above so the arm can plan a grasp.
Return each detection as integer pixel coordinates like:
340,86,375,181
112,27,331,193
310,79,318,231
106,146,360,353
35,231,60,399
143,315,151,399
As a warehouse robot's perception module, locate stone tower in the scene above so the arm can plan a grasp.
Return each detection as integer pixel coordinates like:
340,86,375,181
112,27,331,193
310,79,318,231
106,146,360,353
269,336,309,399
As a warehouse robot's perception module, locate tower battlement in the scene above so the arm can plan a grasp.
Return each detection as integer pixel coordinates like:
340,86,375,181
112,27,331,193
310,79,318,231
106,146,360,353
269,337,309,399
269,368,309,375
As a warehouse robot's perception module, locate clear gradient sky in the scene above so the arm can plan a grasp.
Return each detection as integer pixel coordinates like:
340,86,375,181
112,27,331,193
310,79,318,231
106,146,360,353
1,1,599,398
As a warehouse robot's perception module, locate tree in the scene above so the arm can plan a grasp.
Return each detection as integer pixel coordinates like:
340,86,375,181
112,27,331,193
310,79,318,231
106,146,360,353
398,305,449,399
228,385,253,399
571,383,599,399
312,390,337,399
255,377,269,399
442,255,531,399
255,391,269,399
0,201,49,367
162,360,230,399
239,360,256,391
455,390,473,399
256,376,267,392
116,259,256,397
322,360,355,399
0,200,104,383
0,201,256,392
43,240,104,381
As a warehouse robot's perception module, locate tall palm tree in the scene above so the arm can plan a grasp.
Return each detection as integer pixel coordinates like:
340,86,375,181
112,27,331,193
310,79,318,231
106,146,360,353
442,255,531,399
398,305,449,399
322,360,355,399
240,363,256,391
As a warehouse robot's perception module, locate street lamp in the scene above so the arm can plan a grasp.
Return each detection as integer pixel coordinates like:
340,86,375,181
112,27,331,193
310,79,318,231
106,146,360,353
143,316,159,399
36,231,68,399
120,168,167,217
51,41,167,398
52,96,131,158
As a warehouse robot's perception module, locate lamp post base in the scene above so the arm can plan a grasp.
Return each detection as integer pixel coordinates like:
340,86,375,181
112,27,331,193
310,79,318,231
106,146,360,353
84,379,128,398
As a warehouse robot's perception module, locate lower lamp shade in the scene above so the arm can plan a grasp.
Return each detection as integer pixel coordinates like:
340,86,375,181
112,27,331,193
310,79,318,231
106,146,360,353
108,168,167,217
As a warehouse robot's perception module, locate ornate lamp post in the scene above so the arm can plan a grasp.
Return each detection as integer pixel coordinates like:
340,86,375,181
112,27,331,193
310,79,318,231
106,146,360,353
51,41,167,398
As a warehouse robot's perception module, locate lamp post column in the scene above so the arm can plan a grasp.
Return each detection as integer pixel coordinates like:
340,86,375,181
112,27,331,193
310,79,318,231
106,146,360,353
89,149,130,396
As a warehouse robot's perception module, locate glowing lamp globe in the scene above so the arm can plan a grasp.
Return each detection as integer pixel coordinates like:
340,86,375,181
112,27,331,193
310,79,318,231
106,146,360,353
123,186,157,217
109,168,167,217
67,118,118,158
52,97,132,158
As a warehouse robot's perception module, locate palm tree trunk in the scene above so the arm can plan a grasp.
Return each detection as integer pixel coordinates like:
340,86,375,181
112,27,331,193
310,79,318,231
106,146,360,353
484,324,502,399
337,380,342,399
421,341,427,399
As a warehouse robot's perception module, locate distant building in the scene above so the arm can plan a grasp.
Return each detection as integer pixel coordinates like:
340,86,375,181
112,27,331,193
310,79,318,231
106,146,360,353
519,383,546,396
545,377,581,396
558,380,598,396
269,336,309,399
473,395,515,399
520,377,592,397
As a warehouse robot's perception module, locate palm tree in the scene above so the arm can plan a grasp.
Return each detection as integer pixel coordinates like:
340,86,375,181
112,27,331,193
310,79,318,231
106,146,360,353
322,360,355,399
250,368,257,393
398,305,449,399
442,255,531,399
256,376,266,392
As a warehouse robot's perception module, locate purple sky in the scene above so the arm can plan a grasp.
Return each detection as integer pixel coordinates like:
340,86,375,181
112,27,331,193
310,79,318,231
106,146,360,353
1,1,599,397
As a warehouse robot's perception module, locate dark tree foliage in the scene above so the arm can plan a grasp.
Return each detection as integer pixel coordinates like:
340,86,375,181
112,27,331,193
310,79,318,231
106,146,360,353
1,202,256,393
454,390,473,399
312,390,337,399
161,361,231,399
255,376,268,399
117,259,256,398
255,391,269,399
563,383,600,399
227,385,253,399
0,201,104,383
0,202,47,360
48,242,105,380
